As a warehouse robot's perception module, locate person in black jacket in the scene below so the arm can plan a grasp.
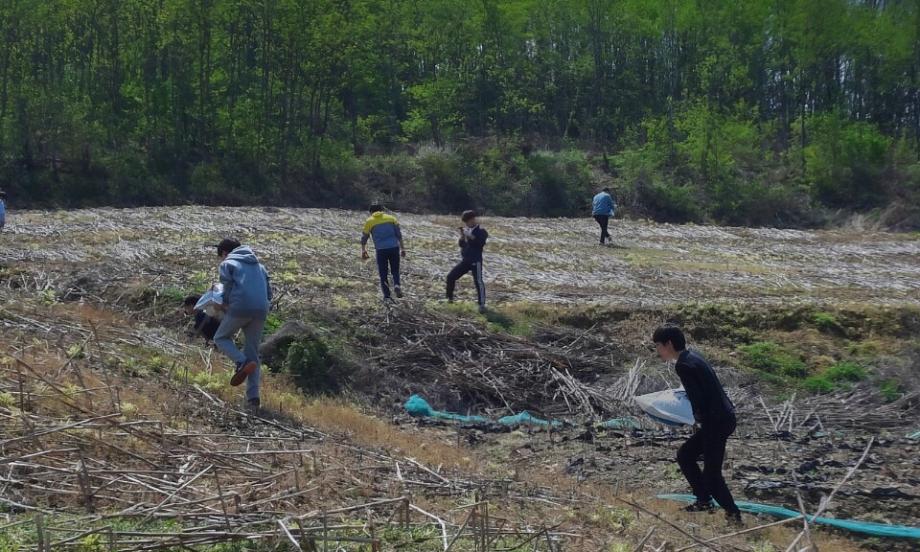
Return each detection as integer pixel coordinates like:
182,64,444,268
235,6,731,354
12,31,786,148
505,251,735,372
183,295,221,344
446,210,489,313
653,326,742,523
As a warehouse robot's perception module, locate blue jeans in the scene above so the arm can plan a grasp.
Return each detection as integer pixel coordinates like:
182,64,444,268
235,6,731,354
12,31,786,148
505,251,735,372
376,247,401,298
214,312,266,401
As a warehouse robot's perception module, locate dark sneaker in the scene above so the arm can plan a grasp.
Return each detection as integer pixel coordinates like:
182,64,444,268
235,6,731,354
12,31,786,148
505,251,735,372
683,501,715,513
395,286,404,299
478,305,487,314
726,511,743,526
247,398,261,411
230,360,257,387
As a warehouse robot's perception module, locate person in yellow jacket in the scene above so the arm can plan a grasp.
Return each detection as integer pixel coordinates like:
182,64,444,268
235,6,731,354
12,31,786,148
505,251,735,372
361,203,406,300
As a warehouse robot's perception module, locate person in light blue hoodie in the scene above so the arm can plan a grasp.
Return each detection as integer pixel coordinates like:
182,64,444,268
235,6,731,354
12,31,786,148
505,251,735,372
212,238,272,409
591,187,616,245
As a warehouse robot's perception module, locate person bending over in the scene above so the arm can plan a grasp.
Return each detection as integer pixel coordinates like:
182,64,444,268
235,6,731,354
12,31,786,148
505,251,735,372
653,326,742,524
183,294,221,344
446,210,489,314
361,203,406,301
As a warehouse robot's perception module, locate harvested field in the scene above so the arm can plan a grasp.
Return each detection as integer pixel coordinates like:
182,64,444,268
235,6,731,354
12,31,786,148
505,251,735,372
2,207,919,308
1,207,918,551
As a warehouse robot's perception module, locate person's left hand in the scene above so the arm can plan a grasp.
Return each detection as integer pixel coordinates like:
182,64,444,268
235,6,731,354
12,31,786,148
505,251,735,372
401,249,406,258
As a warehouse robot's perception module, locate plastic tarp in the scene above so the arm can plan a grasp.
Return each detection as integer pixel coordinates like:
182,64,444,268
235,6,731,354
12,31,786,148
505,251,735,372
194,284,225,319
405,395,641,430
404,395,559,427
599,417,641,430
404,395,488,423
907,430,920,440
497,411,561,428
634,389,695,426
658,494,920,539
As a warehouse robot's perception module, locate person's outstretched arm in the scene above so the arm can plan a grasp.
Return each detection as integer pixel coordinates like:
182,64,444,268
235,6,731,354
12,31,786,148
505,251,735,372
361,218,373,259
360,232,371,259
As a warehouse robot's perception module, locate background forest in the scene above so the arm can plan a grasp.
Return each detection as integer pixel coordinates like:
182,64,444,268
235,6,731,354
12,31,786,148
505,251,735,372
2,0,920,228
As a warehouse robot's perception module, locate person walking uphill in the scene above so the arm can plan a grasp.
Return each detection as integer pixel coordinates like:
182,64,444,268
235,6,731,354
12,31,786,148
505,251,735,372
212,239,272,410
361,204,406,301
446,210,488,314
592,187,616,245
653,326,742,524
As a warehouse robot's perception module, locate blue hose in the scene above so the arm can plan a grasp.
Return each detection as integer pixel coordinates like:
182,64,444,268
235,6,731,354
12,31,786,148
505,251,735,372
657,494,920,539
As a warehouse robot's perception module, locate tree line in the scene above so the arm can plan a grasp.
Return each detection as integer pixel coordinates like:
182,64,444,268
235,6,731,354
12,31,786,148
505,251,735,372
1,0,919,228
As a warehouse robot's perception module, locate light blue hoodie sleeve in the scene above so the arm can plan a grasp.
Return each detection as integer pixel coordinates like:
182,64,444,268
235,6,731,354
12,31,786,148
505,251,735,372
219,260,237,307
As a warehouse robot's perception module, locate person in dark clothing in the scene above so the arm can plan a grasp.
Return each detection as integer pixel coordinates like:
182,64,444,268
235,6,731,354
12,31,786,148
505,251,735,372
653,326,742,524
183,295,221,343
361,203,406,301
446,210,488,314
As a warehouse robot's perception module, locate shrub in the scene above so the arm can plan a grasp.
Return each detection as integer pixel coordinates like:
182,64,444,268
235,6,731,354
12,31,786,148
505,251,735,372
801,112,892,209
418,151,473,212
527,150,595,217
739,341,808,378
636,181,704,223
284,336,339,393
709,178,808,227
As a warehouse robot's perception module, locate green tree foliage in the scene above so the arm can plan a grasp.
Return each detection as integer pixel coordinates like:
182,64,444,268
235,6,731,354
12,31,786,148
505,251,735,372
1,0,919,226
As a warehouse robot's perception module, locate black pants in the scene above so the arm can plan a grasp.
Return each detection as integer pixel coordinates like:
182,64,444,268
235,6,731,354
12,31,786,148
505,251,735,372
446,259,485,306
594,215,610,244
676,417,740,514
376,247,401,298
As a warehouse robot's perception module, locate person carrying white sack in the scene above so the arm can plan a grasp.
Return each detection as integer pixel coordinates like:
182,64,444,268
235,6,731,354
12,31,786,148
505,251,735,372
653,325,742,524
211,238,272,410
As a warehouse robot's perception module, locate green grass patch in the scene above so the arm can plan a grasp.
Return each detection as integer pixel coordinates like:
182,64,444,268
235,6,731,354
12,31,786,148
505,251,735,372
803,361,868,394
738,341,808,378
263,312,284,335
812,311,844,335
879,379,903,402
159,286,188,303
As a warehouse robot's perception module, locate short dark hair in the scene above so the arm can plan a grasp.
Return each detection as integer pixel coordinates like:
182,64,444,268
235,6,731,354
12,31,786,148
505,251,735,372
183,294,201,307
602,187,610,193
461,210,478,222
216,238,241,256
369,203,383,213
652,326,686,351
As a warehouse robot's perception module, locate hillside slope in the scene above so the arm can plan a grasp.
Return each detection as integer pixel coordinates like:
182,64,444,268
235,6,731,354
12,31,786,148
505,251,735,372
1,208,918,551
